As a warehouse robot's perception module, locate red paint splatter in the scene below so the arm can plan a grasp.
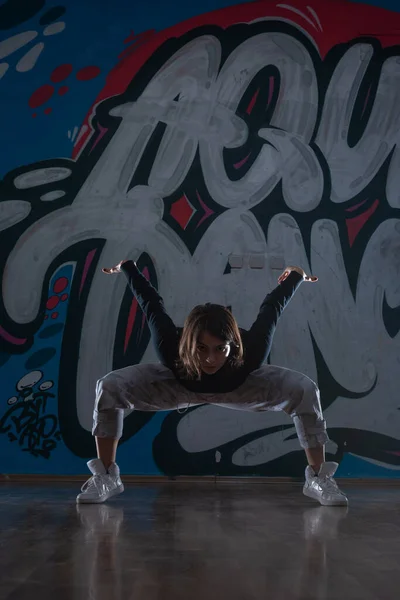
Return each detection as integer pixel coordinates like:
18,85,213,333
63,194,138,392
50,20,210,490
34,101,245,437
345,199,368,213
170,194,195,229
51,312,59,319
61,293,68,301
195,190,214,229
51,64,73,83
46,295,59,310
124,30,139,44
79,249,97,296
44,107,52,115
268,75,275,106
118,30,157,61
346,199,379,247
89,124,108,153
0,326,27,345
58,85,69,96
32,112,37,118
246,89,259,115
54,276,68,293
29,84,54,108
76,66,101,81
233,153,251,169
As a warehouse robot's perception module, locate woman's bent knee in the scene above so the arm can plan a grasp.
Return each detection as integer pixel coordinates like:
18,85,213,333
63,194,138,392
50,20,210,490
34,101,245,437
92,409,124,439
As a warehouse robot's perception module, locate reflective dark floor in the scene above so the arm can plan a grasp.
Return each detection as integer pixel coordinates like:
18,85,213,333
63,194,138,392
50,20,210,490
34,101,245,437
0,482,400,599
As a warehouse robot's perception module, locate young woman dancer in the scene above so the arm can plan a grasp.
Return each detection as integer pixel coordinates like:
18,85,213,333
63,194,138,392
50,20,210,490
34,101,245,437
77,260,347,507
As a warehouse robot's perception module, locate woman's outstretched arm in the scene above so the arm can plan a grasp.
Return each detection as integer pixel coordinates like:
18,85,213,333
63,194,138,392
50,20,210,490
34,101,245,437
243,266,318,372
103,260,179,368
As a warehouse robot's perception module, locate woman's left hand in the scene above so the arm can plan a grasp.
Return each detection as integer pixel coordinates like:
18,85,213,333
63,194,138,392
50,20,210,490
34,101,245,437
278,266,318,284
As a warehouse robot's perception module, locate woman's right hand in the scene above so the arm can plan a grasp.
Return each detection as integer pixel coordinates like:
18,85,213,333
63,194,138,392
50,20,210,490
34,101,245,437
278,266,318,284
102,260,130,275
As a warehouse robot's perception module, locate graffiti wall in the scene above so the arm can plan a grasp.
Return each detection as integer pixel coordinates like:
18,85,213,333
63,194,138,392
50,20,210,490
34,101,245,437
1,0,400,477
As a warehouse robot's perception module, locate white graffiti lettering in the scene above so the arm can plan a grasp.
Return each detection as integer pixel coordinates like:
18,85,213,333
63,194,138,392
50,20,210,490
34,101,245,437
1,23,400,470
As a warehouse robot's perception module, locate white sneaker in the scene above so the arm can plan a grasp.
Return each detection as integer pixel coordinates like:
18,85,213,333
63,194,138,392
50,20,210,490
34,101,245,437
303,462,348,506
76,459,124,504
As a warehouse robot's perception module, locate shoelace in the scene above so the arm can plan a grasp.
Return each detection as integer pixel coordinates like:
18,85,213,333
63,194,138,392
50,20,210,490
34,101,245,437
81,474,107,494
317,475,342,494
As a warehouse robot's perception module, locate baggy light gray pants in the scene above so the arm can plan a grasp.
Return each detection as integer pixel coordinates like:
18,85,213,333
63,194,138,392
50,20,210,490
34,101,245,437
92,364,329,449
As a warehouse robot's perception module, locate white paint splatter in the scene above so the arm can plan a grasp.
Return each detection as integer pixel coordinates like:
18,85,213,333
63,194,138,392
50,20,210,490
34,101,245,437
17,371,43,390
74,125,89,146
306,6,323,32
0,201,31,231
39,380,54,391
276,4,319,31
0,30,38,60
40,190,66,202
14,167,72,189
72,126,79,142
16,42,45,73
43,22,66,36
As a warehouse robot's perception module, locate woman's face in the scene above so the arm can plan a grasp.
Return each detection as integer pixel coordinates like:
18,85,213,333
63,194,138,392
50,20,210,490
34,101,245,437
197,331,231,374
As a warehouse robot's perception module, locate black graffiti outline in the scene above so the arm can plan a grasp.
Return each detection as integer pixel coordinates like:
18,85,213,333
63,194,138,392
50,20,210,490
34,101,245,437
0,391,60,458
0,20,399,466
1,21,400,346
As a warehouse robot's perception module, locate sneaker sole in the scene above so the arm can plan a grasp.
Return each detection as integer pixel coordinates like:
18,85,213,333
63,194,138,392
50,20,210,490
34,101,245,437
76,483,124,504
303,486,348,506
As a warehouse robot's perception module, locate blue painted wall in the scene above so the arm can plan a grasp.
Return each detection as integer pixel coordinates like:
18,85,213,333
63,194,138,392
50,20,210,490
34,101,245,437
1,0,400,478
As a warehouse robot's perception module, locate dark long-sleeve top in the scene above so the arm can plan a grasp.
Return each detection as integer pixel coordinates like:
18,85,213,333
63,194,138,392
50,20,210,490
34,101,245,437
120,261,303,393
